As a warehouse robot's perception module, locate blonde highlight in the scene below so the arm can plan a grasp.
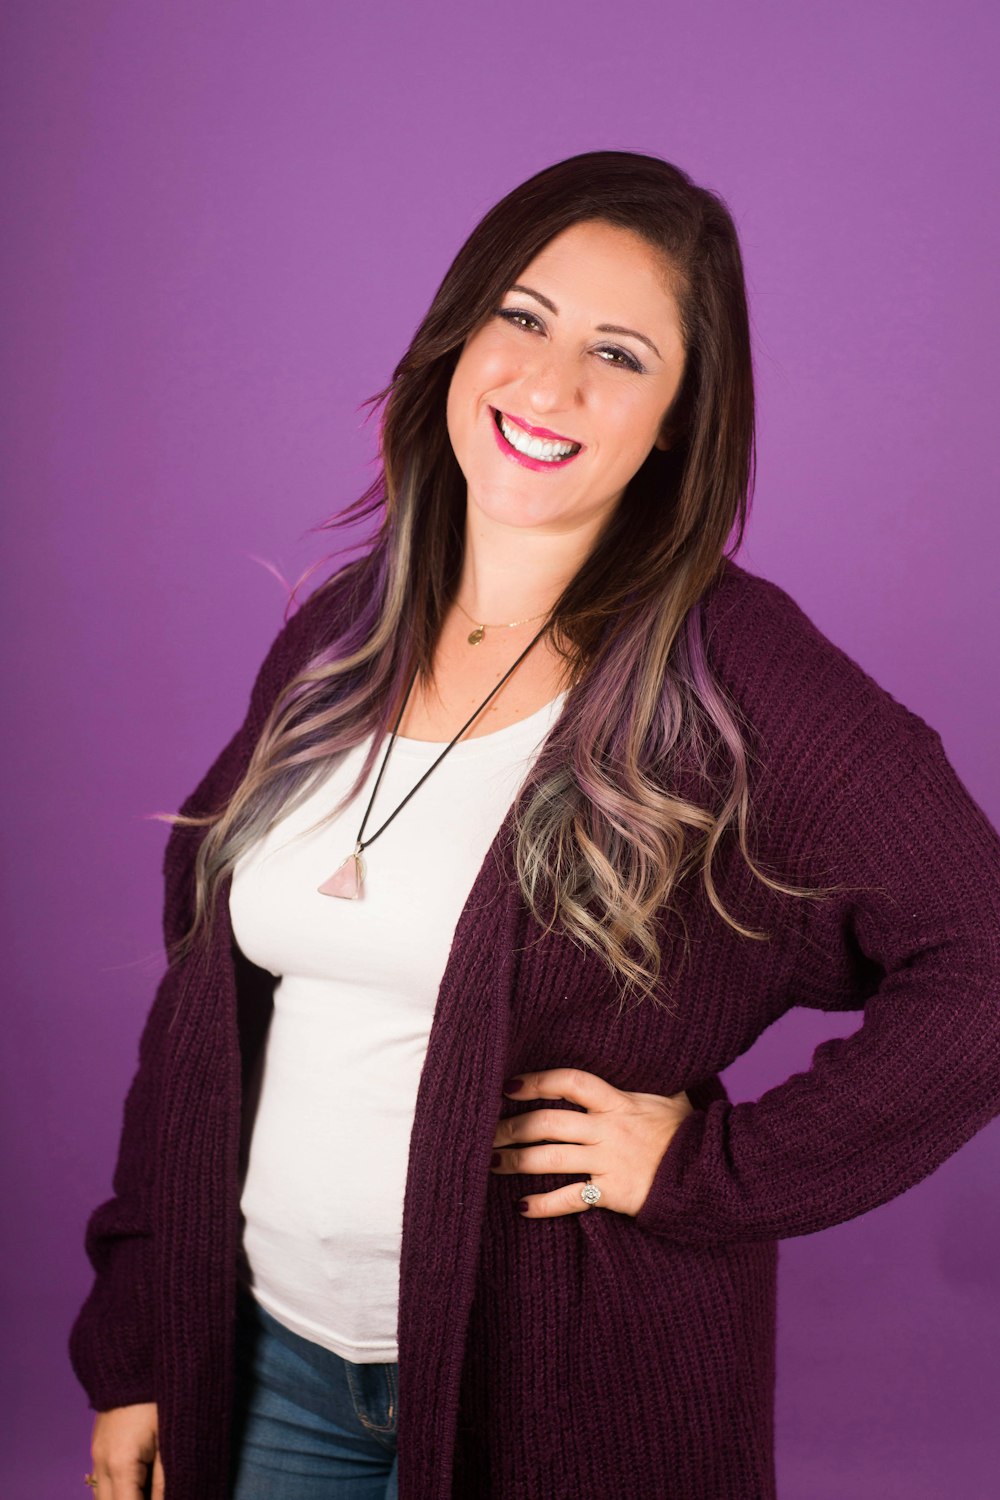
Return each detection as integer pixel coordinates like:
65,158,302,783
160,151,847,1002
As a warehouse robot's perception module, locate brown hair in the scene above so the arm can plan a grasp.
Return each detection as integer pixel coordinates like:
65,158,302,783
166,150,841,1009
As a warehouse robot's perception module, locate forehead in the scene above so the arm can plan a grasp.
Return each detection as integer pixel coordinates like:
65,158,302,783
515,221,680,319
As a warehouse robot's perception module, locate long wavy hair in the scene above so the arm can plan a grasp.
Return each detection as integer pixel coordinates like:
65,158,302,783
164,148,841,1010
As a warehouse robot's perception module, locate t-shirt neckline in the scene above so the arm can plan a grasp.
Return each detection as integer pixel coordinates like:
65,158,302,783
390,689,569,757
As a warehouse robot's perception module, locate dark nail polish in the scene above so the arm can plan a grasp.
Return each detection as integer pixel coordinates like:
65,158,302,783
491,1152,502,1167
517,1199,530,1214
503,1076,524,1093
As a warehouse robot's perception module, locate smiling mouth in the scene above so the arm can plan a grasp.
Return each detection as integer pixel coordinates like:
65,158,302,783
492,408,583,462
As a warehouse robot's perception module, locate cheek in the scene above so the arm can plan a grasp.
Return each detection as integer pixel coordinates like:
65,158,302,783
600,397,664,466
446,364,476,432
455,329,521,396
446,353,497,452
445,365,464,425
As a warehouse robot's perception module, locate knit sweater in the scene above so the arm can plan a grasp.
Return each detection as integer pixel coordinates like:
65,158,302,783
68,555,1000,1500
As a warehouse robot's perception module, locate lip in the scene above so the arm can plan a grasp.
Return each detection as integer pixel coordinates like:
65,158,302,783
492,407,582,446
489,407,584,472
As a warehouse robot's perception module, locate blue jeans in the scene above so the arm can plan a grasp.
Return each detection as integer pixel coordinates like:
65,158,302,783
229,1282,399,1499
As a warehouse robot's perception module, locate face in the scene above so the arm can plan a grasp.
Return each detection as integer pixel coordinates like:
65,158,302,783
445,219,687,539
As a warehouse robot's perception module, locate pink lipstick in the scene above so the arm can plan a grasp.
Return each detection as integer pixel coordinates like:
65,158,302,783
490,407,583,473
501,411,579,443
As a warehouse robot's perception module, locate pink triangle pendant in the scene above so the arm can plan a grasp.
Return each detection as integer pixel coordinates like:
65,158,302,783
318,847,366,900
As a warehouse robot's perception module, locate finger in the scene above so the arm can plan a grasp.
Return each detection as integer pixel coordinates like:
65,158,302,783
503,1067,621,1110
108,1460,146,1500
94,1463,116,1500
493,1106,598,1148
492,1141,598,1177
152,1450,166,1500
517,1179,602,1218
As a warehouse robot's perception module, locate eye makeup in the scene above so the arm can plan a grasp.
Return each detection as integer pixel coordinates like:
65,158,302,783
492,307,647,375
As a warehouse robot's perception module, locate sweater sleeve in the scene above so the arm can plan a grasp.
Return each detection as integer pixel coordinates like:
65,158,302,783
634,696,1000,1246
68,576,348,1411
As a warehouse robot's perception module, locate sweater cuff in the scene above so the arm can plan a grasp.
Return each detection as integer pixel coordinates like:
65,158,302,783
68,1232,156,1412
633,1108,719,1241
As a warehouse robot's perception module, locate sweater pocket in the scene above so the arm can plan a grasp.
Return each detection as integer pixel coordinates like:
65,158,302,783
575,1204,779,1493
577,1200,778,1392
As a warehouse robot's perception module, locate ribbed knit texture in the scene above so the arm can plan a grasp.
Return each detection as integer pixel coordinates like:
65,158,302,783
68,557,1000,1499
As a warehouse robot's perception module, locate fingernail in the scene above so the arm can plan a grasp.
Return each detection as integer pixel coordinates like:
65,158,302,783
502,1076,524,1093
490,1152,502,1167
517,1199,530,1214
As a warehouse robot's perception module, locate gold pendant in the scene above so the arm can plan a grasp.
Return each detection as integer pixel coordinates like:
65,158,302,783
467,625,485,645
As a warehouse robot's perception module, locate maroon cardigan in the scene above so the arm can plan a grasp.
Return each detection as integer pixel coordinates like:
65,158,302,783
69,557,1000,1498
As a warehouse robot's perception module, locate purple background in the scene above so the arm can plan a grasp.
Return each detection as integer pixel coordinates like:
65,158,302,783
3,2,998,1495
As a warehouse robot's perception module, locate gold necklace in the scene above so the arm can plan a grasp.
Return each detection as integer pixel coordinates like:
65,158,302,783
453,596,551,646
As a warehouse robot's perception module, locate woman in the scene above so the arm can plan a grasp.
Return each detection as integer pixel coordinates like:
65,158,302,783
70,150,1000,1499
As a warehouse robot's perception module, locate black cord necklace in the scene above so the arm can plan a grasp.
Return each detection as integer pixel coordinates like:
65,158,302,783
317,620,552,900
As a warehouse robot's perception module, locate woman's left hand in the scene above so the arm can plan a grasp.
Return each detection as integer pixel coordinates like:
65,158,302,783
491,1067,697,1218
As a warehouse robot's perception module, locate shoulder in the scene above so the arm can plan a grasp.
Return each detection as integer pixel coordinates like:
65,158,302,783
168,556,370,834
251,554,371,712
700,554,939,749
695,557,950,853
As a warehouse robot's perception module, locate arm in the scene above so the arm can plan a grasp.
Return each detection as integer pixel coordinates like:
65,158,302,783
635,713,1000,1245
68,575,349,1409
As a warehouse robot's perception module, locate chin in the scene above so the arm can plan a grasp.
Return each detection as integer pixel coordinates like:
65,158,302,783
466,482,581,533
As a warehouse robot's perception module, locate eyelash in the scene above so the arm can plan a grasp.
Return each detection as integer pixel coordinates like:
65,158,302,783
492,307,646,374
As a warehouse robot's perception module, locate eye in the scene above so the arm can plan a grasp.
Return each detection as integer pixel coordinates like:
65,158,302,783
595,345,644,374
492,307,645,374
494,307,544,334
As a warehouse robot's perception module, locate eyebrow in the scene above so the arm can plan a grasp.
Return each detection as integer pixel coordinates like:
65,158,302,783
508,283,662,361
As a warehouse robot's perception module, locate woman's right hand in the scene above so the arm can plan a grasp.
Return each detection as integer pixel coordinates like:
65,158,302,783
89,1403,164,1499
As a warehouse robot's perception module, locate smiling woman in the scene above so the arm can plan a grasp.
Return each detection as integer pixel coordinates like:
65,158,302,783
69,149,1000,1500
447,219,686,519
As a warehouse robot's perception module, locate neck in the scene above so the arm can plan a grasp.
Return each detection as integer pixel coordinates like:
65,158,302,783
457,504,600,623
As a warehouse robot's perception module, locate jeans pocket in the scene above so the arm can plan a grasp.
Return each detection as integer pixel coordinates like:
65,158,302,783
343,1358,397,1436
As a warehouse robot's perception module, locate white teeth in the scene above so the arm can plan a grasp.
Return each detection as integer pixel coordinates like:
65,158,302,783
498,411,580,461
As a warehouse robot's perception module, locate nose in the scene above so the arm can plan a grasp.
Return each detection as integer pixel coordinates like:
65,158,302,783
520,347,581,421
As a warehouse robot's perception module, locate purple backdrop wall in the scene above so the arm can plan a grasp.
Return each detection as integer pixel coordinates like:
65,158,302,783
2,2,997,1495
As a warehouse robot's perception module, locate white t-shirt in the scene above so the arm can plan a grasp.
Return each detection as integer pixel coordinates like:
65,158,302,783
229,691,567,1362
